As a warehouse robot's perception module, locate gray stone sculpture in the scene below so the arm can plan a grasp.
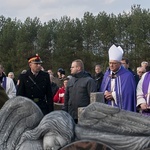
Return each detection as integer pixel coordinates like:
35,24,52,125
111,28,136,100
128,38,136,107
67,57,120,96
0,96,75,150
0,96,43,150
75,102,150,150
1,96,150,150
17,110,75,150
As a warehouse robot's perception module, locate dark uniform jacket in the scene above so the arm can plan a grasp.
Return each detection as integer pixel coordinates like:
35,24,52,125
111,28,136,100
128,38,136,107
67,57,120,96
16,69,53,115
64,71,97,120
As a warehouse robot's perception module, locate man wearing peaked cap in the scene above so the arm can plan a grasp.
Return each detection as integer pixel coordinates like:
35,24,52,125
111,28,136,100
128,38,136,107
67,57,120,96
16,54,54,115
100,44,136,112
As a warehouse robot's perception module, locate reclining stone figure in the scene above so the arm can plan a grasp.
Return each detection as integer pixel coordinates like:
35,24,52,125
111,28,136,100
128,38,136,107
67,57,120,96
17,110,75,150
75,102,150,150
1,96,150,150
0,96,75,150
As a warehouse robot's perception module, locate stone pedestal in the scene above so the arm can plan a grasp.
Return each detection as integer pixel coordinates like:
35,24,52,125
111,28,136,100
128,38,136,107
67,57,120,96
90,92,104,103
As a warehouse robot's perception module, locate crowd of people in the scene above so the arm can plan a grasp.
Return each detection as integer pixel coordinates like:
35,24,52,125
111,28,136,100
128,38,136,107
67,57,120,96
0,46,150,123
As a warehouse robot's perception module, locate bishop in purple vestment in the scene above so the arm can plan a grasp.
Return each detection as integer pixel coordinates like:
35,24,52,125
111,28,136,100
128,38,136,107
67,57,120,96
100,45,136,112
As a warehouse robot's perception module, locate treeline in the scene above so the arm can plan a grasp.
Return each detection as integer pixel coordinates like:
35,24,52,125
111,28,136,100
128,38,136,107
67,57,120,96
0,5,150,77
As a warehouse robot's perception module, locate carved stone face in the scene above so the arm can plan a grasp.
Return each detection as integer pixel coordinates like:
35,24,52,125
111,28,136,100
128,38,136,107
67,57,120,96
43,132,67,150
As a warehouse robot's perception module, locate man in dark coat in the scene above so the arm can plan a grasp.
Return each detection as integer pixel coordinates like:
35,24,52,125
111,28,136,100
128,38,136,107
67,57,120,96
63,59,97,123
16,54,53,115
93,64,104,91
121,57,139,86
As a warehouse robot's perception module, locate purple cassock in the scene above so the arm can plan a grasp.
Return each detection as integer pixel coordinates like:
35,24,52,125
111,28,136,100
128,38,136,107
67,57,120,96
141,71,150,115
100,66,136,112
142,71,150,98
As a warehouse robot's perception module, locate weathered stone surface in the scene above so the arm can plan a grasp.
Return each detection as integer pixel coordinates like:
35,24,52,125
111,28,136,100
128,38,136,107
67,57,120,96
78,107,85,120
2,96,150,150
90,92,104,103
76,102,150,150
17,110,75,150
0,96,43,150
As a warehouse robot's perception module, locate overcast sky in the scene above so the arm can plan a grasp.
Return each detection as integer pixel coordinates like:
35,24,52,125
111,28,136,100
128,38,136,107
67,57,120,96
0,0,149,23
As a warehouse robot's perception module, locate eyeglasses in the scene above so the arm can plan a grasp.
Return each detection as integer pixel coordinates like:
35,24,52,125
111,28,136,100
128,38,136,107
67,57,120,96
138,71,145,73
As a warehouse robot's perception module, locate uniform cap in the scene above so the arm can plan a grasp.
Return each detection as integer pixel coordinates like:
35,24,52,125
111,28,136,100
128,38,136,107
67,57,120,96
28,54,43,64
